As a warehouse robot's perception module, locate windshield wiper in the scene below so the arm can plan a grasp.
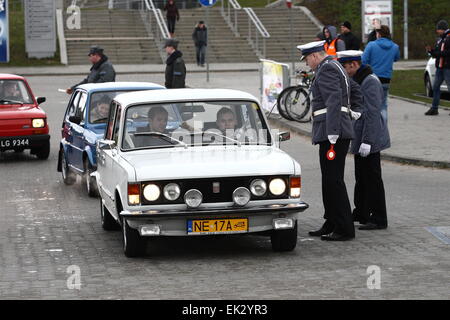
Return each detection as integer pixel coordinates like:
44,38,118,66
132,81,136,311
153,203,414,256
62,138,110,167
133,131,188,148
0,99,23,105
189,131,242,147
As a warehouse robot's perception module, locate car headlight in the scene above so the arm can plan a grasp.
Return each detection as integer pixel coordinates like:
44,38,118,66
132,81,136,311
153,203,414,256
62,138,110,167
32,118,45,128
233,187,251,206
269,178,286,196
163,183,180,201
250,179,267,197
143,184,160,202
184,189,202,208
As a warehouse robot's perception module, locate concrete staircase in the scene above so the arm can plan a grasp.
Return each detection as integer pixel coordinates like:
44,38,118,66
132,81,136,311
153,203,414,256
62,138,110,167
237,7,321,62
64,9,161,65
172,8,259,64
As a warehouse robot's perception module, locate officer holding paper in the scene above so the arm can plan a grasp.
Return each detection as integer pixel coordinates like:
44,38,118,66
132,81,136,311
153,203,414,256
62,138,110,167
337,50,390,230
297,41,356,241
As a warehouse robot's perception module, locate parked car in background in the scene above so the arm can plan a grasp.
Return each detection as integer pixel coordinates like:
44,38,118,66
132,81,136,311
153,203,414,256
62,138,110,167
0,74,49,159
57,82,165,197
424,57,450,97
94,88,309,257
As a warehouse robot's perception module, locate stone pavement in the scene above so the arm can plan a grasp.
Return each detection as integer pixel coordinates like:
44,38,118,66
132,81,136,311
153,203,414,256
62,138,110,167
2,60,448,169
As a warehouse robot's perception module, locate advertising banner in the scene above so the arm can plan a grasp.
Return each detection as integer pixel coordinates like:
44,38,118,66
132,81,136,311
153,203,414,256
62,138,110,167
260,59,290,114
362,0,393,42
0,0,9,63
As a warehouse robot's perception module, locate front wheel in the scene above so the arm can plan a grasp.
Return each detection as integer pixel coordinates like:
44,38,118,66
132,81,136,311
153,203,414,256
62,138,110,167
122,219,146,257
271,221,298,252
425,74,433,98
284,87,311,122
100,198,119,231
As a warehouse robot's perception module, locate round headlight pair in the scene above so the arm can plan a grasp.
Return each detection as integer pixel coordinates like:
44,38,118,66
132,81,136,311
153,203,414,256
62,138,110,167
250,178,286,196
143,183,180,202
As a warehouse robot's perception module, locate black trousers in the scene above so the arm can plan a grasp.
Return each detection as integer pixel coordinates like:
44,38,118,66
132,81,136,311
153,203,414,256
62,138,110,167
353,152,388,227
319,139,355,237
167,17,176,33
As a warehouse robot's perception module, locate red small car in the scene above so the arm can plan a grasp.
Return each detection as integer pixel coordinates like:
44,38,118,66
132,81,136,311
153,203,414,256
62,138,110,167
0,74,50,159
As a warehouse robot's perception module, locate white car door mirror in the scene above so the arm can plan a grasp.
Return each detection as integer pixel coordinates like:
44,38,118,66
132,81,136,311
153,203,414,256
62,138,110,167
97,139,116,150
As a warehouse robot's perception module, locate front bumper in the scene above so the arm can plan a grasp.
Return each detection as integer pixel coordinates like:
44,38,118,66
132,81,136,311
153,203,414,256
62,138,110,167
0,134,50,150
121,202,309,236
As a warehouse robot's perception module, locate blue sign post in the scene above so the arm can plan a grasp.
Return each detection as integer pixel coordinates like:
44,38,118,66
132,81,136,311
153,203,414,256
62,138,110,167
198,0,217,6
198,0,216,82
0,0,9,63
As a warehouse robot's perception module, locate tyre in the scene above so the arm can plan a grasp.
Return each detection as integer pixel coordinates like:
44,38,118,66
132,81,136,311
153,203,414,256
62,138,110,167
122,218,146,257
284,87,311,122
83,159,99,197
276,86,296,121
60,149,76,185
270,221,298,252
35,141,50,160
425,74,433,98
100,198,119,231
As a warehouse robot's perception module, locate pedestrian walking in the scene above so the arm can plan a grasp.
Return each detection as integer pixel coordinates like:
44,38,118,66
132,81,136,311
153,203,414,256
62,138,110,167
66,45,115,94
339,21,361,50
164,0,180,38
424,20,450,116
362,25,399,122
164,39,186,89
297,41,356,241
192,21,208,67
338,50,391,230
322,25,346,59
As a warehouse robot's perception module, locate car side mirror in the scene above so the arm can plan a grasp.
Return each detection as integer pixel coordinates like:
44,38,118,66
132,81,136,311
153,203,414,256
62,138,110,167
69,115,82,125
97,139,116,150
278,131,290,142
36,97,46,105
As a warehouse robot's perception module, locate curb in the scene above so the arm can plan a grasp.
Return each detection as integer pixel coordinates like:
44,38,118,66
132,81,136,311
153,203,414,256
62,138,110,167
267,117,450,170
389,94,450,111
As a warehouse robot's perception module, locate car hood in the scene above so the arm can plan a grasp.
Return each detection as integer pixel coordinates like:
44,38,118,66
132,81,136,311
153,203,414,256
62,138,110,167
121,146,297,181
0,105,45,119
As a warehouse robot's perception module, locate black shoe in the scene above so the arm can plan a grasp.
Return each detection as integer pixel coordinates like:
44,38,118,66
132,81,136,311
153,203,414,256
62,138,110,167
308,223,334,237
321,232,354,241
352,214,367,224
424,108,439,115
358,223,387,230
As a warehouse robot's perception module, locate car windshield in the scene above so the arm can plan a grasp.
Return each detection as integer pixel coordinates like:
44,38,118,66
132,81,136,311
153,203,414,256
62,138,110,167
89,90,137,124
121,100,271,150
0,80,34,105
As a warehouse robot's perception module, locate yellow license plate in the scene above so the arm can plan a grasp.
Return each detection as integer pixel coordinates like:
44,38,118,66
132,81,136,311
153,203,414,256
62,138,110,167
187,218,248,235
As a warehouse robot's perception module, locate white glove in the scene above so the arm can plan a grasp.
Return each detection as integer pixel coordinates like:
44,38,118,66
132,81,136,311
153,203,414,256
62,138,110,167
359,143,371,157
328,135,339,144
350,110,362,120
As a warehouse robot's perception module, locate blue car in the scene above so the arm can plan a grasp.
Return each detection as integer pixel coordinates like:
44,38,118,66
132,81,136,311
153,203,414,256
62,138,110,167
57,82,168,197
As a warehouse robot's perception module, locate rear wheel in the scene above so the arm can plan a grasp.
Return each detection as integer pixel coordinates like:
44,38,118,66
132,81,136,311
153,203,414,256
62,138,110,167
60,149,76,185
35,141,50,160
122,218,146,257
271,221,298,252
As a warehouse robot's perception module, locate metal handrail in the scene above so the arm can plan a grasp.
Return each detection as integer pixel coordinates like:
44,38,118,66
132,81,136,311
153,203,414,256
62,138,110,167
243,7,270,58
220,0,241,37
141,0,171,63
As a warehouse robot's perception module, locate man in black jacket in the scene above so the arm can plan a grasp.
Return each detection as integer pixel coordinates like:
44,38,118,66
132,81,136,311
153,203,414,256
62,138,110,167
192,21,208,67
66,46,115,94
339,21,361,50
164,39,186,89
425,20,450,116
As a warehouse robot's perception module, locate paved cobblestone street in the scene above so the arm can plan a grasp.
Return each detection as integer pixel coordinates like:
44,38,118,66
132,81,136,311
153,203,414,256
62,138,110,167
0,74,449,299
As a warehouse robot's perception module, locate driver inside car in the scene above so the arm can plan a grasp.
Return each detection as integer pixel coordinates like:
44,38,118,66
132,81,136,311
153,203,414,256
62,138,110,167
90,96,111,123
131,106,170,148
2,82,22,102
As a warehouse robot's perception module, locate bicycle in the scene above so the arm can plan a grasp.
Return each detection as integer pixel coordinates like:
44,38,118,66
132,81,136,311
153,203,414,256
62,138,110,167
277,69,314,123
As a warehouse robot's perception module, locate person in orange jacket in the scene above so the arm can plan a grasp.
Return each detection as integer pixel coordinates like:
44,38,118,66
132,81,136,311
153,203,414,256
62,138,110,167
323,25,346,59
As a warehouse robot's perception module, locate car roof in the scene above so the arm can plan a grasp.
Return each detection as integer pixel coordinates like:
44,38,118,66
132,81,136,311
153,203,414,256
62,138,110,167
114,88,260,106
77,82,165,93
0,74,26,80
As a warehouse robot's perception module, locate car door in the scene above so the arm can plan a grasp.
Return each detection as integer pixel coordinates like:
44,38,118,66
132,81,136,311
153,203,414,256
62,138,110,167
70,91,88,171
62,91,81,168
98,102,121,212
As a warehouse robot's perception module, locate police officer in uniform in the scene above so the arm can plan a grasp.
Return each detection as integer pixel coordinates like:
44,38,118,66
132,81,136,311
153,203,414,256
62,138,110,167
297,41,356,241
66,46,116,94
337,50,390,230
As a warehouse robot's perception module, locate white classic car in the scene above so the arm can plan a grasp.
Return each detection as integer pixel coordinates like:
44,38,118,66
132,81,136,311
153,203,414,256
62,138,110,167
95,88,309,257
424,57,450,97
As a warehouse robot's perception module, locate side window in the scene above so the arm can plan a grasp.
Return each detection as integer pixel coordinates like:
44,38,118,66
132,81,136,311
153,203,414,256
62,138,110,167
105,102,117,140
112,105,122,145
65,91,81,120
76,92,87,123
